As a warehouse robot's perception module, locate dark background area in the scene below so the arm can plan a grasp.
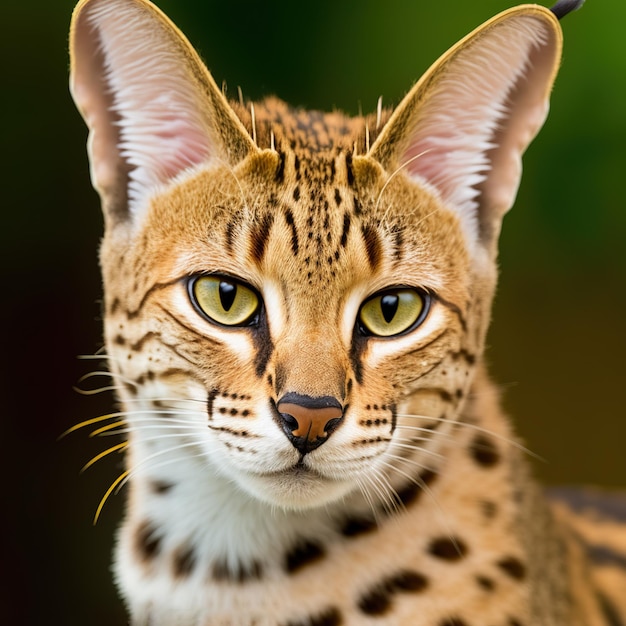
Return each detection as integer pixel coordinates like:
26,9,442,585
2,0,624,623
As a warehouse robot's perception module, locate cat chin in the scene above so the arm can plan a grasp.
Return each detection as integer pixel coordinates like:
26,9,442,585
234,466,355,511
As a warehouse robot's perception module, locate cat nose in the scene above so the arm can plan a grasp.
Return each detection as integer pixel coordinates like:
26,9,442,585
276,393,344,454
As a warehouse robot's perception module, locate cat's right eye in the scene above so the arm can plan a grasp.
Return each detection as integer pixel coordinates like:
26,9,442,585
358,288,429,338
188,275,260,327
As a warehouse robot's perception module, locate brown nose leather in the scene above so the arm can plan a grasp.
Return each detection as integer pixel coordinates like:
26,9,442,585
277,402,342,441
277,402,343,442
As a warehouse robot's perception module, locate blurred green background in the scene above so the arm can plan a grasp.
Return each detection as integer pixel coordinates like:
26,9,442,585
2,0,624,622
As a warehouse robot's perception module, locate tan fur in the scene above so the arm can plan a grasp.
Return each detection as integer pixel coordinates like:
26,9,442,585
69,0,626,624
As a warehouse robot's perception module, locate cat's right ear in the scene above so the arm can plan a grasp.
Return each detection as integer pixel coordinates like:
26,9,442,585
70,0,256,226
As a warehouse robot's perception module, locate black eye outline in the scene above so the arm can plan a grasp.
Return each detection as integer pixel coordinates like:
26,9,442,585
356,286,431,338
186,274,262,328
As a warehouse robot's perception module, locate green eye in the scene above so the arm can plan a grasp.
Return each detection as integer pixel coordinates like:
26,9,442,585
358,288,428,337
190,276,260,326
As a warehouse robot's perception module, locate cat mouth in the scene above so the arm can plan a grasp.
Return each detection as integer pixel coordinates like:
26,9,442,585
260,459,328,481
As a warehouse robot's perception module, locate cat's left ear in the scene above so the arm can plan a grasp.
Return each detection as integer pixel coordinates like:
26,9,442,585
69,0,257,227
369,5,563,253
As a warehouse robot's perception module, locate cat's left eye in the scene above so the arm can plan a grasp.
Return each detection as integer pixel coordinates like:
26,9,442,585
358,288,429,337
189,275,260,327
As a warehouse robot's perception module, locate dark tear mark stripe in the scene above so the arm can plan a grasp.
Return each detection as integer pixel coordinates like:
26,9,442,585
252,311,274,378
361,223,382,270
249,213,275,265
283,208,299,256
597,591,625,626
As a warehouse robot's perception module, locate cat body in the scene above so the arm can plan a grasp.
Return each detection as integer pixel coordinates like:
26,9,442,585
69,0,626,624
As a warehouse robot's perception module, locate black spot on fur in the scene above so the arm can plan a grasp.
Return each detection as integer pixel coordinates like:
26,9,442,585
389,570,428,592
358,586,391,615
358,570,428,616
470,434,500,467
135,521,161,562
439,619,469,626
284,607,343,626
334,188,342,206
476,575,496,591
345,152,355,187
212,559,263,583
285,540,325,573
283,208,299,256
341,516,377,537
481,500,498,519
275,151,286,183
497,556,526,580
172,545,196,578
428,537,468,561
151,481,174,495
340,212,351,248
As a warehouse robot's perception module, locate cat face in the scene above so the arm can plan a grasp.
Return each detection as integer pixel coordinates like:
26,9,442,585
71,0,562,510
100,144,475,508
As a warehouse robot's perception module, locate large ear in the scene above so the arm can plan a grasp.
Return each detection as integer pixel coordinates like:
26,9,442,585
69,0,257,225
369,5,563,252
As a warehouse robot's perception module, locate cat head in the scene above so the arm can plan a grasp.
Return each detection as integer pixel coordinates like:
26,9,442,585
70,0,564,509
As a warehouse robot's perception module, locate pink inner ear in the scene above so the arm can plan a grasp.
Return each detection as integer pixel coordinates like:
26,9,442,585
391,13,557,245
78,0,217,217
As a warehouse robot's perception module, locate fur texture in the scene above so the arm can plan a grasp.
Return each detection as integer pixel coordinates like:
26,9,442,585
69,1,626,624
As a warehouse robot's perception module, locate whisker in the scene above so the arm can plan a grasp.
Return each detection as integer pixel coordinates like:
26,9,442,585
94,470,129,525
60,413,120,438
74,385,122,396
374,148,433,215
91,421,126,437
119,440,205,491
396,413,543,461
82,442,128,472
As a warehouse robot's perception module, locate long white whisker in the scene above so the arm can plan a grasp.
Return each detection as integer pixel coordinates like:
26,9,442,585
397,413,542,460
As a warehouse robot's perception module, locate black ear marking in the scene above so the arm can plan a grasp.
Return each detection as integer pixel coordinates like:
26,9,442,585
550,0,585,20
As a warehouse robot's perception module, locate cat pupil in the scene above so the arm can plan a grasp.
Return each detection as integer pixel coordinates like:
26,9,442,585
219,281,237,312
380,294,399,324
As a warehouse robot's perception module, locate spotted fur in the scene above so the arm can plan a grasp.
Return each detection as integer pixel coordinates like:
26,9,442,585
69,0,625,624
